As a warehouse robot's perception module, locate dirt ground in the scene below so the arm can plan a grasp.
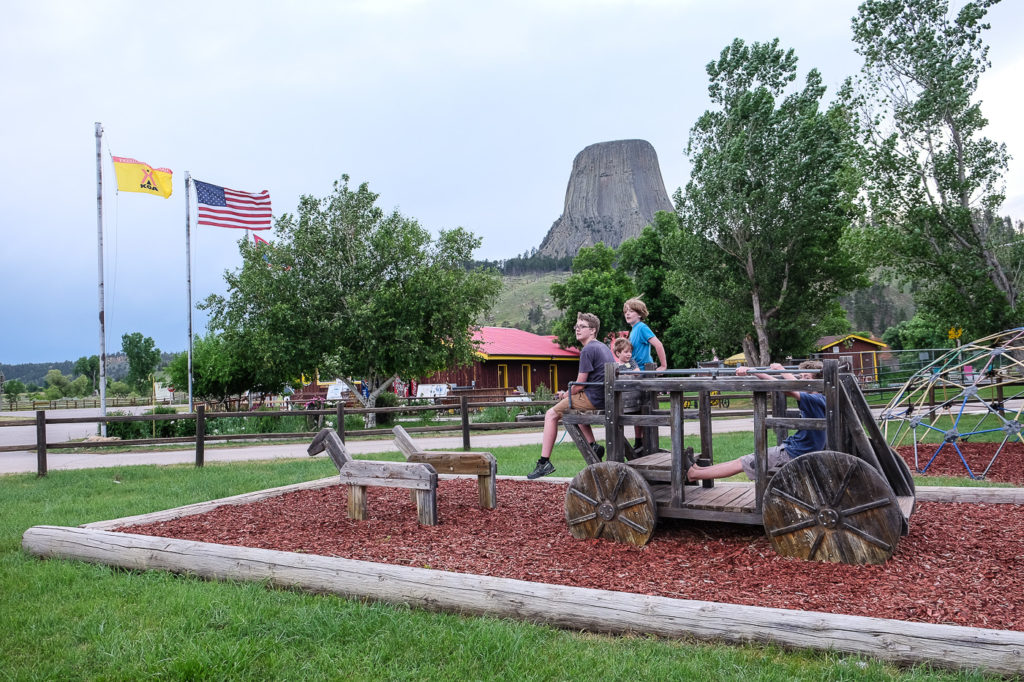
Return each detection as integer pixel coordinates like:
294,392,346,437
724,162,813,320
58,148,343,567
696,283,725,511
119,442,1024,631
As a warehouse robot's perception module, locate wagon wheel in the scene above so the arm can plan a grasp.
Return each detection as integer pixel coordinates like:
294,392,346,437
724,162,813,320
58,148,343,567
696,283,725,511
763,450,902,564
565,462,657,547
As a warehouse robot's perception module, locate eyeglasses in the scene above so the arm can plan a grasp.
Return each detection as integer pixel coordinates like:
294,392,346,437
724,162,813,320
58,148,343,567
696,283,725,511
574,324,591,330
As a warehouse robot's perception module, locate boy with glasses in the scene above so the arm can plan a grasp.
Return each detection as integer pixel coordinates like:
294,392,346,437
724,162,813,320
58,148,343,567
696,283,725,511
527,312,616,479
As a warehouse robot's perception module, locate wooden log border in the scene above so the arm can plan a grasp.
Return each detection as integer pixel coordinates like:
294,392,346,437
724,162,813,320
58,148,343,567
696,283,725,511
21,477,1024,675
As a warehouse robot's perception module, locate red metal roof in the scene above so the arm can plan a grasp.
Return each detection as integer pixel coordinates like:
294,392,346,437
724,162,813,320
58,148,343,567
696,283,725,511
473,327,580,359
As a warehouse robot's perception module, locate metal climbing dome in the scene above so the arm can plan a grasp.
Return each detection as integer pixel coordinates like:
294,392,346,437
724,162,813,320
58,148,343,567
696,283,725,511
881,328,1024,479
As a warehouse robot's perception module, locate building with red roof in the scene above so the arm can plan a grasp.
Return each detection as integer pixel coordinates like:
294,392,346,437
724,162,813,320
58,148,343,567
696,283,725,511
420,326,581,393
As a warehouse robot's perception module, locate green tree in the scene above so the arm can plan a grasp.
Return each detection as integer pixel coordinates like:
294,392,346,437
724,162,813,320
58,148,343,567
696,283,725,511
850,0,1022,336
73,355,100,393
121,332,162,395
881,313,951,350
549,243,636,348
203,174,502,424
165,333,277,405
3,379,26,406
672,38,864,365
44,369,70,397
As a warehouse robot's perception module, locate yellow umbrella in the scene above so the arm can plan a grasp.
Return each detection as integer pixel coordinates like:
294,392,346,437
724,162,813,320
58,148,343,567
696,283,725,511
723,352,747,367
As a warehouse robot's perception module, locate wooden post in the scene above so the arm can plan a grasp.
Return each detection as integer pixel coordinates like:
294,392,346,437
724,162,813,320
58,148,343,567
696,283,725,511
35,410,47,477
195,405,205,467
604,362,620,461
697,391,714,488
643,362,658,454
348,485,368,520
753,391,768,512
461,394,470,450
336,402,345,443
670,393,684,506
771,391,788,446
824,360,840,452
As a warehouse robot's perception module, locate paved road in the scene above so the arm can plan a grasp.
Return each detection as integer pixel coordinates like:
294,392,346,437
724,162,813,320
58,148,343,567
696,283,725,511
0,411,757,475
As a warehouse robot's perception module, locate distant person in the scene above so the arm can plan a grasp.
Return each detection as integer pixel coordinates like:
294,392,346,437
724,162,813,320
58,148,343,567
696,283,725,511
686,361,825,483
527,313,616,479
623,297,667,455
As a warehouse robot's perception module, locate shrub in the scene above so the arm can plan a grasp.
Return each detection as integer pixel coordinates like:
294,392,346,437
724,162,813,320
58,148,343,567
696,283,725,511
374,391,400,426
474,405,523,423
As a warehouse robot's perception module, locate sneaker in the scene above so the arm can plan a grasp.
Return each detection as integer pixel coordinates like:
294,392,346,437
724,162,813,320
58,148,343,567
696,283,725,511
632,444,646,459
591,443,605,461
527,457,556,479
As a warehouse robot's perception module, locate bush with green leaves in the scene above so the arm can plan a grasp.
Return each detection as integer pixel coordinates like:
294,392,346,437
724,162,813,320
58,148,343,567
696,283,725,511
374,391,400,426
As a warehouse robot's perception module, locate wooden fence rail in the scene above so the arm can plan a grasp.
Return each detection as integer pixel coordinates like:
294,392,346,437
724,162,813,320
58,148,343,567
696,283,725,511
2,383,911,478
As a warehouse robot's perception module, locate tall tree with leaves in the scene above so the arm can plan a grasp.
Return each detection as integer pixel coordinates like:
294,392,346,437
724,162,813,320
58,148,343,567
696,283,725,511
672,38,864,365
850,0,1022,336
120,332,161,394
203,175,501,424
549,243,636,348
73,355,100,393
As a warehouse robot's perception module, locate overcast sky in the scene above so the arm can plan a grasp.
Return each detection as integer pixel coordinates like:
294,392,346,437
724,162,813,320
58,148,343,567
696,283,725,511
3,0,1023,365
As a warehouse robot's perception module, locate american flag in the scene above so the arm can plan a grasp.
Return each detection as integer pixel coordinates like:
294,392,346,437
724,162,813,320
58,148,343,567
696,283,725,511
194,179,272,230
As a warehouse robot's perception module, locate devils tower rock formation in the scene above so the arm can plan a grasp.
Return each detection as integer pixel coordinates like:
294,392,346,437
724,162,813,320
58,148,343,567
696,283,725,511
537,139,674,259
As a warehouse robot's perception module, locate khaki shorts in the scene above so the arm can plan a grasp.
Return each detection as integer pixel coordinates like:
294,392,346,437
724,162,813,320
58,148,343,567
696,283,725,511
551,391,598,417
739,445,789,480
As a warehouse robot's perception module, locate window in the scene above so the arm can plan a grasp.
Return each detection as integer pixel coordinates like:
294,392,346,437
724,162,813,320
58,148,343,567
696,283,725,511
497,364,508,389
521,364,532,393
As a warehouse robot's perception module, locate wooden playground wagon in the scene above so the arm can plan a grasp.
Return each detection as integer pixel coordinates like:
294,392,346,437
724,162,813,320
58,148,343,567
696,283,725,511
560,359,917,564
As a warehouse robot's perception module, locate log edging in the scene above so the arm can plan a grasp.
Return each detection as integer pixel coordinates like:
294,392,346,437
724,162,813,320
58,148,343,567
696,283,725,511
50,477,1024,675
22,524,1024,675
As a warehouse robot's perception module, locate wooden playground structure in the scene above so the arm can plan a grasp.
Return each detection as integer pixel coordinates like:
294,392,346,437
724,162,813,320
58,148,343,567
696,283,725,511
561,359,916,564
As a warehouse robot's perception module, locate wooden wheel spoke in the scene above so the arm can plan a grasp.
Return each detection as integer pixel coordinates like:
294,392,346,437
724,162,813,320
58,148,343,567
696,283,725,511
608,469,628,503
806,530,825,561
615,496,649,512
841,497,893,517
768,487,817,513
568,487,599,507
567,512,598,526
829,464,857,508
767,517,818,538
840,521,894,553
616,516,648,533
588,467,606,500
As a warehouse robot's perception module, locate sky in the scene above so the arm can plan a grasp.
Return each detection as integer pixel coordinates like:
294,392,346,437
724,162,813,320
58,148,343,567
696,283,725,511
3,0,1023,365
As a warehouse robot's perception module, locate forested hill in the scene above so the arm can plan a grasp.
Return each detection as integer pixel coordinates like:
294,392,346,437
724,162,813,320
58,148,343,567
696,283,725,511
2,352,176,386
2,360,76,386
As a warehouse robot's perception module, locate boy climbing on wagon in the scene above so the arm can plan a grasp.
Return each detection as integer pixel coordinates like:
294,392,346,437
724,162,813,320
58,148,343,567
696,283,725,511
685,361,826,483
527,312,616,479
623,297,667,456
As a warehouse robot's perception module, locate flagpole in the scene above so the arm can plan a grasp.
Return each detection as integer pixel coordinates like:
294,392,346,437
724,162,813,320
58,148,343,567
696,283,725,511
185,171,194,413
95,122,107,436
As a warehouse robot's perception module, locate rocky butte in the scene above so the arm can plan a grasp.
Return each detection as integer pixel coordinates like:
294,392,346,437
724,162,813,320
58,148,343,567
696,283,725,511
537,139,674,259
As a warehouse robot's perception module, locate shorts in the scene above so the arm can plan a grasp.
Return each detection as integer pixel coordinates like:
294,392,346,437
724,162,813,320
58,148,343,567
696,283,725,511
550,391,598,418
739,445,790,480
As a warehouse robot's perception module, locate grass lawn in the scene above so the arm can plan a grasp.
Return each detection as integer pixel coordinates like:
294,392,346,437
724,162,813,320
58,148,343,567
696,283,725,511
0,447,1006,680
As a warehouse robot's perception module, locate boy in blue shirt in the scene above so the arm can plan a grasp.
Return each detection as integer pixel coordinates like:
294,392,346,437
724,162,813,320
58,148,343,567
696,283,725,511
623,298,667,454
686,361,826,482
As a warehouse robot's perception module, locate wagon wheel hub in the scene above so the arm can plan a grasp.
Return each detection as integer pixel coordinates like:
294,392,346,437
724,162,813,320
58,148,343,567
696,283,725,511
597,501,617,521
816,507,840,529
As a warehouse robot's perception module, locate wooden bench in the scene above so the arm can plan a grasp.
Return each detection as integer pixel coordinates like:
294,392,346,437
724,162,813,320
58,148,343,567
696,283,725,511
307,429,438,525
391,425,498,509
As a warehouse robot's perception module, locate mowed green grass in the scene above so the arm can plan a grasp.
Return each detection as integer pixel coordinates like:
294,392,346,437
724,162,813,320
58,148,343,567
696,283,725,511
0,447,1004,680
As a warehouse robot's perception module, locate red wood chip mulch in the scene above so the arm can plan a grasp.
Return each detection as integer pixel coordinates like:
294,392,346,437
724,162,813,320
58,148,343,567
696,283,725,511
117,442,1024,632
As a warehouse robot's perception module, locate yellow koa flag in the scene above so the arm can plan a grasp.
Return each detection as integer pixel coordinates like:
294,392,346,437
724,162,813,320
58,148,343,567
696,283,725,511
112,156,173,198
